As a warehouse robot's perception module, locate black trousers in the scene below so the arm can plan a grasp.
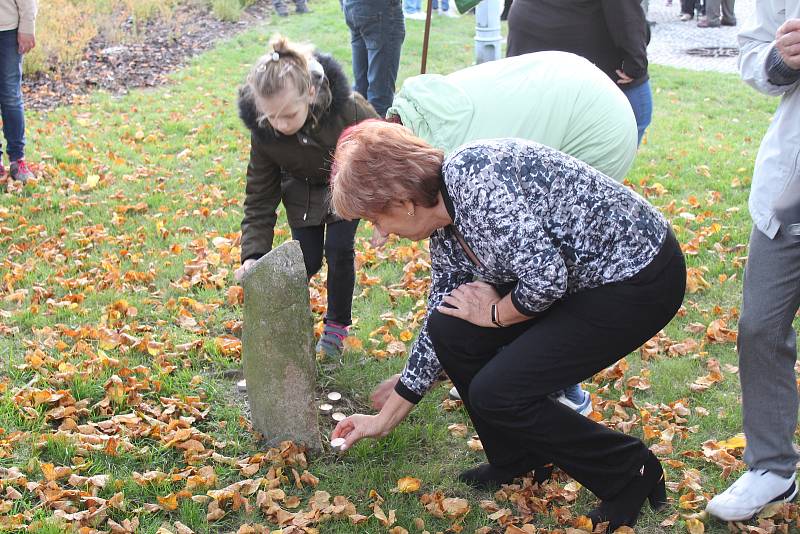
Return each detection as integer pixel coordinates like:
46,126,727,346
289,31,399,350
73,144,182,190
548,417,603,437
291,219,359,326
428,231,686,500
681,0,705,15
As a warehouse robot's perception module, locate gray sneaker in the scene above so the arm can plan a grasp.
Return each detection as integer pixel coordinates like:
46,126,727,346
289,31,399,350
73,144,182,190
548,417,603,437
10,159,33,183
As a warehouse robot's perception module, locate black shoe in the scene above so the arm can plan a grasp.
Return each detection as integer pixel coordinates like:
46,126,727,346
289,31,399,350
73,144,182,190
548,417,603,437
459,463,553,490
275,6,289,16
295,4,311,13
721,18,736,26
587,451,667,531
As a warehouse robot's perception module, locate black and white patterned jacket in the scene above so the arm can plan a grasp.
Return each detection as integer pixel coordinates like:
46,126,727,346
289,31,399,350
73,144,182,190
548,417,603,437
394,139,669,404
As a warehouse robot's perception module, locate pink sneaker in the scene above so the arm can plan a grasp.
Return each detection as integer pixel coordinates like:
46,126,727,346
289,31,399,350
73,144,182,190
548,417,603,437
10,159,34,183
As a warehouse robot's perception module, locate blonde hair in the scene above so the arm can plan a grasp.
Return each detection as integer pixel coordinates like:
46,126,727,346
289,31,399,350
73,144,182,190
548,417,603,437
332,120,444,220
245,34,332,128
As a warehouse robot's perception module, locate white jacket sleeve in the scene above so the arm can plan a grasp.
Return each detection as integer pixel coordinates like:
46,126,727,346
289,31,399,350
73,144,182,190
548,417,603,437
738,0,797,96
16,0,37,35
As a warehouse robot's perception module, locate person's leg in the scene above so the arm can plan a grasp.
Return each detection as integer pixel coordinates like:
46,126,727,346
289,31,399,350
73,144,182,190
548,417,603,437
363,0,405,117
403,0,418,14
431,233,685,499
0,30,25,166
720,0,735,24
700,0,721,24
739,228,800,476
706,227,800,521
272,0,290,16
342,0,369,98
290,225,325,279
621,80,653,145
294,0,310,14
322,219,360,327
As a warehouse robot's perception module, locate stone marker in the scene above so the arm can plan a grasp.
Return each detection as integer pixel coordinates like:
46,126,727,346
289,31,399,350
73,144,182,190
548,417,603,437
241,240,321,451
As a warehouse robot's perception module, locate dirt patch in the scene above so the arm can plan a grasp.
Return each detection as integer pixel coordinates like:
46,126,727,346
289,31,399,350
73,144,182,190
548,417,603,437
23,1,276,111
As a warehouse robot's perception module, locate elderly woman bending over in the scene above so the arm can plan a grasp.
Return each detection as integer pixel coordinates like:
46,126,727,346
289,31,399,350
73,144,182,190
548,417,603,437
330,121,686,530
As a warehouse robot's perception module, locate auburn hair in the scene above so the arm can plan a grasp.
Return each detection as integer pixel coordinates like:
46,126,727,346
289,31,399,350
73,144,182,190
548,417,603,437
331,120,444,219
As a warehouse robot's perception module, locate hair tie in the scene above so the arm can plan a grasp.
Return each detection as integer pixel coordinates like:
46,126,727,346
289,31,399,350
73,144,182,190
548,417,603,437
270,51,280,62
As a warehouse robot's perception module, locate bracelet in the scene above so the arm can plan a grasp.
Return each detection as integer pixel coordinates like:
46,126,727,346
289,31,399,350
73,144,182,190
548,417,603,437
490,303,507,328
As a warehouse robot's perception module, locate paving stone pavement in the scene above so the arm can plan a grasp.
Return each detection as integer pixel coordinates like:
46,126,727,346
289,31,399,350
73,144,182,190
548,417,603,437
647,0,755,73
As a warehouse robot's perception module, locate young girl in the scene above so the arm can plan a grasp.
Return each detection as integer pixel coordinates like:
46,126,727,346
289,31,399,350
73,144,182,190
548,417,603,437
235,35,378,357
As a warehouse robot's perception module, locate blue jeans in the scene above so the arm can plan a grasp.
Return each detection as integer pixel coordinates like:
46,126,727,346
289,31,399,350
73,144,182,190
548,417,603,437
621,80,653,146
0,29,24,161
433,0,450,10
342,0,405,117
403,0,421,13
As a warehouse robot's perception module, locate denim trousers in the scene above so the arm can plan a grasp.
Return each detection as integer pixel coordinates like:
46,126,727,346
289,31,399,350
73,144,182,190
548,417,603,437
403,0,421,13
739,227,800,477
433,0,450,11
621,80,653,145
342,0,405,117
0,29,25,162
428,231,686,500
291,219,360,326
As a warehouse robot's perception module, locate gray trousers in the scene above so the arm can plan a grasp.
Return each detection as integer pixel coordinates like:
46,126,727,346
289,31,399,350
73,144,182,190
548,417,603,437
739,226,800,477
704,0,735,24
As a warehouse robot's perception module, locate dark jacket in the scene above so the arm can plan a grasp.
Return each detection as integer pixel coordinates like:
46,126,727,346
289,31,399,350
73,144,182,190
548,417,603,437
237,53,378,263
506,0,650,88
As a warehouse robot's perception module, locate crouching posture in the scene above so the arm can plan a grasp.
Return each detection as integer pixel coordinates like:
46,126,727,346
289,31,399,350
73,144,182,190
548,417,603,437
330,121,686,530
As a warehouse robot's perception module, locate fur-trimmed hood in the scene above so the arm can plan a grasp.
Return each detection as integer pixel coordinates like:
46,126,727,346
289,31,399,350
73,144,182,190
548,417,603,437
237,52,352,137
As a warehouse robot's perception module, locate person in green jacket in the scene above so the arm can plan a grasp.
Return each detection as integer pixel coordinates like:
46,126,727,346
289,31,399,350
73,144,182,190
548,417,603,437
386,50,638,182
235,35,378,357
383,50,638,412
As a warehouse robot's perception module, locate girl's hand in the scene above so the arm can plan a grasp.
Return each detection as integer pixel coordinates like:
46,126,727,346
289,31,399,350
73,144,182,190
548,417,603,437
234,259,257,282
370,226,388,247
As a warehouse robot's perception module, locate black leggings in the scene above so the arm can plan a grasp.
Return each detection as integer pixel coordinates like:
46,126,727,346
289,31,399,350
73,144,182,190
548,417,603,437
291,219,360,326
428,231,686,500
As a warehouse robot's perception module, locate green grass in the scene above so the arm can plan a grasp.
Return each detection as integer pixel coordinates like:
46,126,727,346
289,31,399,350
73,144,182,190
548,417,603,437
0,0,794,532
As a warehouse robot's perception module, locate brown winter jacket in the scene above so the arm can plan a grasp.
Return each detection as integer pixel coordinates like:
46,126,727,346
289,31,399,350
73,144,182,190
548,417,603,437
237,53,378,263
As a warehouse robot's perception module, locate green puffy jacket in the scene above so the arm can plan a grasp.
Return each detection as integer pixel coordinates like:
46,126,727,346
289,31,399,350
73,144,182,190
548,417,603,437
386,51,638,181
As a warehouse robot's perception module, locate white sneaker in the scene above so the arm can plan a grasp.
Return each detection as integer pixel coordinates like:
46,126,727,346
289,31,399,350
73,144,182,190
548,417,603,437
448,385,593,418
404,11,427,19
554,386,593,417
706,469,798,521
442,6,460,17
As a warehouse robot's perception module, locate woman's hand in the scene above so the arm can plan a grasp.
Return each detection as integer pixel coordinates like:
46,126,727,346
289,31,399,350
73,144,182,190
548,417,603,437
437,281,500,328
370,373,400,410
330,390,414,451
331,414,390,451
234,259,257,282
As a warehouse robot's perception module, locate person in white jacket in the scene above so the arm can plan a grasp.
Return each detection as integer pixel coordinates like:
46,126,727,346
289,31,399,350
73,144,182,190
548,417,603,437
706,0,800,522
0,0,36,185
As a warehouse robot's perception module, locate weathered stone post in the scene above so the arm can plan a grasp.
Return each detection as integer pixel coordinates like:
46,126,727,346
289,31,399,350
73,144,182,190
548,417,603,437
241,240,321,451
